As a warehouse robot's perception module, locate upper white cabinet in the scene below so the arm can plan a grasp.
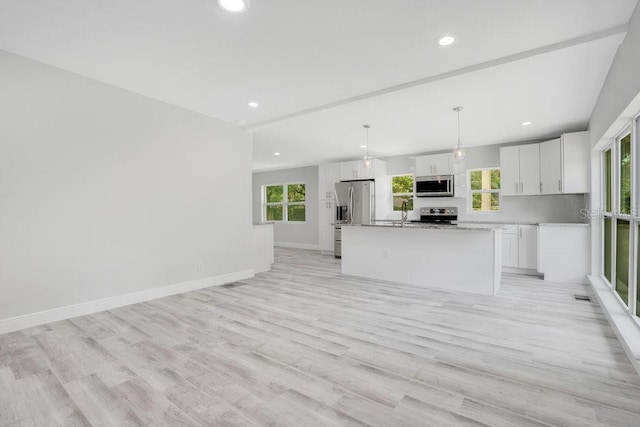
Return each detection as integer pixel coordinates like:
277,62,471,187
562,131,590,194
318,163,340,200
539,138,562,195
415,153,454,176
537,131,591,195
500,144,540,196
338,159,386,181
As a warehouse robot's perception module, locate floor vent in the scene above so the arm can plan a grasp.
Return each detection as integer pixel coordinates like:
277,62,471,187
221,282,245,289
574,294,592,302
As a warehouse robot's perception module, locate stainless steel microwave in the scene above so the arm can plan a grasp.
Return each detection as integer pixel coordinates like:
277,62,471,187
415,175,454,197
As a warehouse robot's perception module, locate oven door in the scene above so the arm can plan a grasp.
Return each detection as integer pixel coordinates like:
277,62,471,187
415,176,454,197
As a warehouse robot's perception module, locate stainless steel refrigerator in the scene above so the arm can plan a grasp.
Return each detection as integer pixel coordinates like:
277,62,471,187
334,180,375,258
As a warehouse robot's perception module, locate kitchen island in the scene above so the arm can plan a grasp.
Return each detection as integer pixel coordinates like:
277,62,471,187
341,223,502,296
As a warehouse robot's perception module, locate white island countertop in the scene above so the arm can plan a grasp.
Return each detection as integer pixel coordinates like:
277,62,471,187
341,223,502,296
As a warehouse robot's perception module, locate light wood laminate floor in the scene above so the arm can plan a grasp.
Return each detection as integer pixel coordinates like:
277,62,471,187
1,248,640,426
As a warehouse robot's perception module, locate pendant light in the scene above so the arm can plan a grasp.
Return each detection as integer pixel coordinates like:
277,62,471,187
453,106,465,161
362,124,373,169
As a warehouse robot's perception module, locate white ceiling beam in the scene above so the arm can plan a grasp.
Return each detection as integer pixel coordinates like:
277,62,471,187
246,24,627,131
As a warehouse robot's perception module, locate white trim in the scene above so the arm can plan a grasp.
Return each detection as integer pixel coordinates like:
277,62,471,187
0,269,255,335
274,241,320,250
589,275,640,377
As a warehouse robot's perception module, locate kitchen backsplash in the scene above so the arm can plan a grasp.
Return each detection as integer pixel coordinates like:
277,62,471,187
402,193,589,223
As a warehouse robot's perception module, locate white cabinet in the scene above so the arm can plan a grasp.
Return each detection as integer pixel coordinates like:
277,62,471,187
338,159,386,181
538,131,590,195
319,163,340,200
318,164,340,252
561,131,590,194
500,147,519,197
501,224,538,269
415,153,454,176
539,138,562,195
518,225,538,269
538,223,589,284
500,144,540,196
501,225,519,268
318,198,336,251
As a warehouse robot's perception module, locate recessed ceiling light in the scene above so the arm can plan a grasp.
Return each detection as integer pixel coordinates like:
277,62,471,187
248,101,259,108
218,0,249,13
360,145,367,148
273,152,281,156
521,121,532,126
437,35,455,46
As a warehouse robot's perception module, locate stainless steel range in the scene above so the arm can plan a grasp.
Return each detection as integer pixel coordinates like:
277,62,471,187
417,207,458,224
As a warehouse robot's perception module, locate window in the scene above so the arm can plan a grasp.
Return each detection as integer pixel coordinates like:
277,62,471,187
264,183,306,222
600,126,636,317
619,133,632,214
469,168,500,212
391,175,414,211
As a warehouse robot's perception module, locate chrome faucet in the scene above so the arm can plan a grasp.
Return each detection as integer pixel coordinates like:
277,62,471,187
401,200,409,227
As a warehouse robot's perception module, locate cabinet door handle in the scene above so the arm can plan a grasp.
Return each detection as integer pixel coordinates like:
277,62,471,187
520,182,523,193
558,180,561,192
519,228,522,238
540,182,542,192
515,182,518,193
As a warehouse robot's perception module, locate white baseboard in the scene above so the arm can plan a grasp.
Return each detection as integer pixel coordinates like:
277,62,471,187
0,269,255,335
274,242,320,250
588,275,640,377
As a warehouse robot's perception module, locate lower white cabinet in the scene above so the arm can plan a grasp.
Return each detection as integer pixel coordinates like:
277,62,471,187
502,225,519,267
538,223,589,283
502,224,538,270
518,225,538,269
319,198,335,252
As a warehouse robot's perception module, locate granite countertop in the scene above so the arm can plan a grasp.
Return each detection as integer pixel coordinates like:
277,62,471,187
456,220,540,225
457,220,588,226
345,221,502,231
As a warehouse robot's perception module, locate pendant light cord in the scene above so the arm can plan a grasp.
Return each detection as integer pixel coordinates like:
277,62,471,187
454,106,462,150
364,124,370,157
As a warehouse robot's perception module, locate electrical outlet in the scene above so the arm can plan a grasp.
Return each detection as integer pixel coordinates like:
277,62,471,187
198,261,204,271
382,250,389,260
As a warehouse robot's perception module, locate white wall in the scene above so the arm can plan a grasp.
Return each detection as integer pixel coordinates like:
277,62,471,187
252,166,319,247
589,3,640,146
0,50,253,321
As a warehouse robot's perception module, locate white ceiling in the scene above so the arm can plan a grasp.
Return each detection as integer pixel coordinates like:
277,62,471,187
0,0,637,171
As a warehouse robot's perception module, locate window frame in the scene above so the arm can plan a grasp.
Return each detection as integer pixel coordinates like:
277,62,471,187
390,174,415,212
614,127,633,311
467,167,501,214
262,182,307,223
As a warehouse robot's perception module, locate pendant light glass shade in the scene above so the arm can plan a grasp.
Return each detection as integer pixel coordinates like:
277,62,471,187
453,146,465,161
362,124,373,169
452,106,465,161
